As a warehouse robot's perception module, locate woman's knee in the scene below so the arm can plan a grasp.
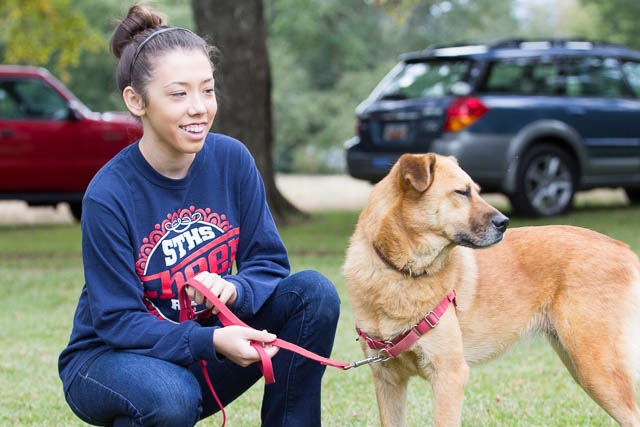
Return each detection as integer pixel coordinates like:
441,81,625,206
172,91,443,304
284,270,341,325
73,352,204,427
136,367,202,426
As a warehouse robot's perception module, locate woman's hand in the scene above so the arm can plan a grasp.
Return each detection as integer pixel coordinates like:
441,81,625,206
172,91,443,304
213,326,279,367
185,271,237,314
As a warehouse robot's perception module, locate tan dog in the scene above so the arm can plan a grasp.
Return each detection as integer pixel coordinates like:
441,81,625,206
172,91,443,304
343,153,640,427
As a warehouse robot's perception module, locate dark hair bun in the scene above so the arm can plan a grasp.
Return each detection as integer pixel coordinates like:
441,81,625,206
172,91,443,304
110,4,167,59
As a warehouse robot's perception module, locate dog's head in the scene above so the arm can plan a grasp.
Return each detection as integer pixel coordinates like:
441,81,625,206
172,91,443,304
381,153,509,249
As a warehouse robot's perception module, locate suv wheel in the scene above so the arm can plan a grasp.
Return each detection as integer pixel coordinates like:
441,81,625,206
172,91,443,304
624,188,640,204
509,144,577,217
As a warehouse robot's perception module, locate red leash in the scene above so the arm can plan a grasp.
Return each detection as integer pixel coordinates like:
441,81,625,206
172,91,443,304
177,278,350,425
178,278,455,425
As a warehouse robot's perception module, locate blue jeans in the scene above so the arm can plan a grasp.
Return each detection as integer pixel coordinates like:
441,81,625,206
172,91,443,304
64,270,340,427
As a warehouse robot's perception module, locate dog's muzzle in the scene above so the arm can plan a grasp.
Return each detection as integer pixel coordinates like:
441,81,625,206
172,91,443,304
455,213,510,248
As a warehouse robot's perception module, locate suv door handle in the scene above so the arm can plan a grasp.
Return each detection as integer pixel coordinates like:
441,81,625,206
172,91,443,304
0,129,13,138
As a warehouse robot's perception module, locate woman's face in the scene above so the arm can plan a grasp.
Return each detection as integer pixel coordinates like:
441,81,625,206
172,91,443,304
140,49,217,157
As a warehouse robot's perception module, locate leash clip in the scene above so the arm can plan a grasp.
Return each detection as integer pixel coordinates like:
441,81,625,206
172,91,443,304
344,349,392,370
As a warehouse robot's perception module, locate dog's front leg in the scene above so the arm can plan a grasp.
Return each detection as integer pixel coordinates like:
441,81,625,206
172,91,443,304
370,360,410,427
429,353,469,427
421,318,469,427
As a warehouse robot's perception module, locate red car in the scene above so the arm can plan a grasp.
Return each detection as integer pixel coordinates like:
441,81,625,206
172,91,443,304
0,65,142,220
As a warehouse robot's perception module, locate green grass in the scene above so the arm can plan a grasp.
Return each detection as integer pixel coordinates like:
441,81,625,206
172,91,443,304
1,199,639,426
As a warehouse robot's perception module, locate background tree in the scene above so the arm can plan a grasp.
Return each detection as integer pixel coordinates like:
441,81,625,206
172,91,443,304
0,0,101,81
510,0,598,40
578,0,640,49
191,0,301,223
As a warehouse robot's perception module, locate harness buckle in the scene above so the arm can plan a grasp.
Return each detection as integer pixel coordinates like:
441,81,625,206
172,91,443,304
366,336,379,349
361,334,392,350
424,311,440,328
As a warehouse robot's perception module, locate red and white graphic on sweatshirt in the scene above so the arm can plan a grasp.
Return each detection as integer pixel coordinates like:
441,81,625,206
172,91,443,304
136,206,240,323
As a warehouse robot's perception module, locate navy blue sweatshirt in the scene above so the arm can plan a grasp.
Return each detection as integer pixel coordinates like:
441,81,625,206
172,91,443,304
58,133,290,392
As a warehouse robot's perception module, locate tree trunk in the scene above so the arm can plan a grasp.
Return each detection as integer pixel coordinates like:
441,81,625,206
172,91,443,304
191,0,303,224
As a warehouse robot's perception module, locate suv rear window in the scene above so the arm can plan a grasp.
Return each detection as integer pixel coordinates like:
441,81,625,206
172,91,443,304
377,59,471,100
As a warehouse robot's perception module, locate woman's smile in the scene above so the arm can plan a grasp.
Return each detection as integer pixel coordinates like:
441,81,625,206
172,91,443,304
179,122,208,139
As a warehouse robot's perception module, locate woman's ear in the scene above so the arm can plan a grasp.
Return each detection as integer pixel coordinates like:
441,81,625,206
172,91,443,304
122,86,145,117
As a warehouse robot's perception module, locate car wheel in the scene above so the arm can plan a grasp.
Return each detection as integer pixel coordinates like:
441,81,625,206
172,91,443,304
509,144,577,217
69,201,82,221
624,188,640,204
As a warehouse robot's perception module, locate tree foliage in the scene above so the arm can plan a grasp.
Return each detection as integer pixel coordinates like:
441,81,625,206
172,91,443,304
579,0,640,49
268,0,518,173
0,0,102,80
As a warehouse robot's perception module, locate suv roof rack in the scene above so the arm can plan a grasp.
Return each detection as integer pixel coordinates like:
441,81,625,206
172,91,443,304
488,37,591,49
399,37,633,61
414,37,592,51
400,40,486,61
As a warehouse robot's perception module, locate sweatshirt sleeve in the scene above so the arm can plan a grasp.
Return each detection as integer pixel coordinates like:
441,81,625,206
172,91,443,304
81,196,218,364
223,147,290,319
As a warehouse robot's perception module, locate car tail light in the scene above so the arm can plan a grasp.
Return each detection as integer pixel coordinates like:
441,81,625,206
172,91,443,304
444,97,488,132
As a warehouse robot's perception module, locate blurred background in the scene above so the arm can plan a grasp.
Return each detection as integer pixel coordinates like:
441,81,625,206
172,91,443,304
2,0,638,223
3,0,635,175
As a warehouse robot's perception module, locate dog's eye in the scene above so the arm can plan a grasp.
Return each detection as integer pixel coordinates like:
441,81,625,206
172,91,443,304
455,189,471,198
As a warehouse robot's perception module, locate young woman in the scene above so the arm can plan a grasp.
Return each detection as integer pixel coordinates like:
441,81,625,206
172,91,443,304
58,5,340,426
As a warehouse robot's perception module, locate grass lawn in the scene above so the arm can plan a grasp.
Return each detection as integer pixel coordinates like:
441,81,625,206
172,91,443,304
0,197,639,426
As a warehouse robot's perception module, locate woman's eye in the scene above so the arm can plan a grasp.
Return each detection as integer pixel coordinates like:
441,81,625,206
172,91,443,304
204,88,215,95
170,91,186,97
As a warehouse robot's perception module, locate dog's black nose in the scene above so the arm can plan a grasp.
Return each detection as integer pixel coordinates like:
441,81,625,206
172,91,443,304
492,215,510,233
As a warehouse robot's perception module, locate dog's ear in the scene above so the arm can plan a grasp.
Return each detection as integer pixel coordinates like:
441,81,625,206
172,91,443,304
399,153,436,193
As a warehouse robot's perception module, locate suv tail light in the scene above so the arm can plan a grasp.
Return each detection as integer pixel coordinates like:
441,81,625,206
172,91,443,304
444,97,488,132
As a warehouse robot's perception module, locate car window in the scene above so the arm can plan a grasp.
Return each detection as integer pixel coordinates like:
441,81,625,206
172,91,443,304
376,60,470,100
563,57,628,98
0,78,69,120
479,58,561,95
0,87,21,119
621,61,640,97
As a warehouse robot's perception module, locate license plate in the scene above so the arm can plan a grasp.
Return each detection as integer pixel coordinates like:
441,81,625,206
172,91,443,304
383,123,408,141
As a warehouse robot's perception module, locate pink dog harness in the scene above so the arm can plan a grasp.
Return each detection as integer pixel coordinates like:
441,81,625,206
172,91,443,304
356,290,457,359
